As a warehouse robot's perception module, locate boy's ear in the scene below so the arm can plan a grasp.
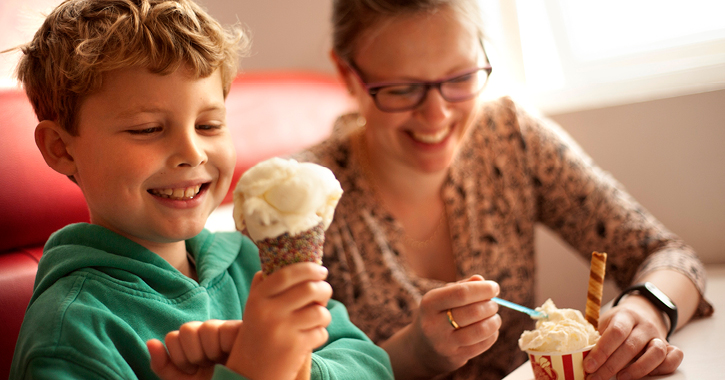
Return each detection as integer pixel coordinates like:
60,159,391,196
35,120,77,178
329,50,355,96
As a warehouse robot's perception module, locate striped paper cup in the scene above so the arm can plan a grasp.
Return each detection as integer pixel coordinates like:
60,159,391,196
525,345,594,380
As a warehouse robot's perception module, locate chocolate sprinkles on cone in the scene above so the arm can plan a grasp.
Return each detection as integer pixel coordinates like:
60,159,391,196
585,251,607,328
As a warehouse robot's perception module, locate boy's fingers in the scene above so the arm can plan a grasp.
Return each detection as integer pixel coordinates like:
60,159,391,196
164,331,197,374
148,339,191,380
198,320,222,361
302,325,330,350
278,279,333,311
261,263,329,297
294,303,332,332
179,321,214,366
219,320,243,353
147,339,170,374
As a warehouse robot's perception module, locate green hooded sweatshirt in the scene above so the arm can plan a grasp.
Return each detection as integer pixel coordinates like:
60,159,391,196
10,223,392,380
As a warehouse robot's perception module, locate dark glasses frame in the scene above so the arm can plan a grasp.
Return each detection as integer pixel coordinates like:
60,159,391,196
345,44,493,112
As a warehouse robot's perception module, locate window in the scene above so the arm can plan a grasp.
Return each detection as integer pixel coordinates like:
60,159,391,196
483,0,725,113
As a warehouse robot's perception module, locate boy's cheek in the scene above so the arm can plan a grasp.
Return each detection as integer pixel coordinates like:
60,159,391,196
214,138,237,189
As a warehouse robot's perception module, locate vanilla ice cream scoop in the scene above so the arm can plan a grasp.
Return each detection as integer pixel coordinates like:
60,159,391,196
518,299,600,353
233,157,343,241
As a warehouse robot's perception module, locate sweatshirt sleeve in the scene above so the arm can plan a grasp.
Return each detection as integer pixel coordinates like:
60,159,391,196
310,300,394,380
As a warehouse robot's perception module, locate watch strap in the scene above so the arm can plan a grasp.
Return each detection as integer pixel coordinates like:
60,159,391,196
613,282,678,341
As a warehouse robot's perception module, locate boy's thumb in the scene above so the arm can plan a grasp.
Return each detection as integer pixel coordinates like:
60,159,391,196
147,339,173,377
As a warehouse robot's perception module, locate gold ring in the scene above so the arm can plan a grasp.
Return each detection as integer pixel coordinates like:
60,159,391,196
446,309,460,330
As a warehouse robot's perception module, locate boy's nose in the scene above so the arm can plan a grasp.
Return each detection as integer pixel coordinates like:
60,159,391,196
173,131,207,167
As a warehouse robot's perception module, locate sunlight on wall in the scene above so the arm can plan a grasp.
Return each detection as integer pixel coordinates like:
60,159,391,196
560,0,725,62
512,0,725,113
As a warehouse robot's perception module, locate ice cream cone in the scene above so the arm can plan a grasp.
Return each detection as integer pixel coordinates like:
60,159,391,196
233,158,343,380
256,223,325,276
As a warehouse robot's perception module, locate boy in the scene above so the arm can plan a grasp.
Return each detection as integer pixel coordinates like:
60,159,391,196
9,0,393,379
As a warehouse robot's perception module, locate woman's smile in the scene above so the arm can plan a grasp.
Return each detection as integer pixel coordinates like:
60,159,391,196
409,125,452,144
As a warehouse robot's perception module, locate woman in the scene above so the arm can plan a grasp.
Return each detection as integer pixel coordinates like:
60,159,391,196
296,1,713,379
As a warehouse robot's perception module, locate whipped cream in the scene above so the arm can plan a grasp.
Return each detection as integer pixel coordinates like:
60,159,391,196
518,299,600,353
233,157,343,241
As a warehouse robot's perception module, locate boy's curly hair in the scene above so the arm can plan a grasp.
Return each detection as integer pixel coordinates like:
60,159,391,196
15,0,249,135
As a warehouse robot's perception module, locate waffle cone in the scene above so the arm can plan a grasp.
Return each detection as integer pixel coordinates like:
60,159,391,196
256,223,325,276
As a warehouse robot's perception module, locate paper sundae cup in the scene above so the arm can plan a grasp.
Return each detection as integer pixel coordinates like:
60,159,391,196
525,345,594,380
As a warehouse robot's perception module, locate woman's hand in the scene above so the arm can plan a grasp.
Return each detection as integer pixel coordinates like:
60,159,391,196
225,263,333,380
584,296,683,380
147,319,242,380
382,275,501,379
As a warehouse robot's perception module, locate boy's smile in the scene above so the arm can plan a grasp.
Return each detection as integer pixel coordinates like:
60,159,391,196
63,66,235,255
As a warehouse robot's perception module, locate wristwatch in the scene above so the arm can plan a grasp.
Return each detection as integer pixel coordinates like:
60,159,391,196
613,282,678,341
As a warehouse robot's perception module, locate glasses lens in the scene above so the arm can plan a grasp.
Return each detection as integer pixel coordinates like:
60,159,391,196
374,84,426,112
441,68,489,102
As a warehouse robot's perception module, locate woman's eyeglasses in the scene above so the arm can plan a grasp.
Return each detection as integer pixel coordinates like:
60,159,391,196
346,61,492,113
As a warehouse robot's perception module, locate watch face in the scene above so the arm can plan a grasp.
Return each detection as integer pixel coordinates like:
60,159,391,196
644,282,676,309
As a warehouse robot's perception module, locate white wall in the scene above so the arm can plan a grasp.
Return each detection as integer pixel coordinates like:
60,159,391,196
196,0,334,73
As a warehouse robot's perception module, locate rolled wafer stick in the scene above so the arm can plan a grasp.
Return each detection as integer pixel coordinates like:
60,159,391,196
585,251,607,328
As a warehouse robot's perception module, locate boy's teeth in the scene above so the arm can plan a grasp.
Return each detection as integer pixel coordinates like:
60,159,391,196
412,126,450,144
151,185,201,200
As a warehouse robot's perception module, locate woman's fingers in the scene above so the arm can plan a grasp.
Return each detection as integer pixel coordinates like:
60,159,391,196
584,310,634,374
422,276,499,315
445,300,499,330
454,330,500,359
585,305,682,380
451,312,502,347
613,338,668,379
649,344,684,376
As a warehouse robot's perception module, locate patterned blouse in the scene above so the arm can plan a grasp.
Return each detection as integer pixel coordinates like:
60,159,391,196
295,97,713,380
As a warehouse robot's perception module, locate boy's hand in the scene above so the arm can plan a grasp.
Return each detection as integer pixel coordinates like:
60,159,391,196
226,263,332,380
147,319,242,380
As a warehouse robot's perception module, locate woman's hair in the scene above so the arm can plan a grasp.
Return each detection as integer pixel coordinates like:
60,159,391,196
331,0,485,62
14,0,250,135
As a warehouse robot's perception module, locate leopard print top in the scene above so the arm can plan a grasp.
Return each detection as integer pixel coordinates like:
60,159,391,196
295,97,713,380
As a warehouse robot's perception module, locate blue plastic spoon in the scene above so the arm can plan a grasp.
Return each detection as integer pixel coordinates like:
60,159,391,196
492,297,547,319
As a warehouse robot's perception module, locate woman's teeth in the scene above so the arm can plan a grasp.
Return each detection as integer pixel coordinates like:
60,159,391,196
150,185,201,200
411,126,450,144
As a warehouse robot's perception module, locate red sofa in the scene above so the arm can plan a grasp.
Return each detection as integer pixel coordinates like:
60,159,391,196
0,71,352,378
